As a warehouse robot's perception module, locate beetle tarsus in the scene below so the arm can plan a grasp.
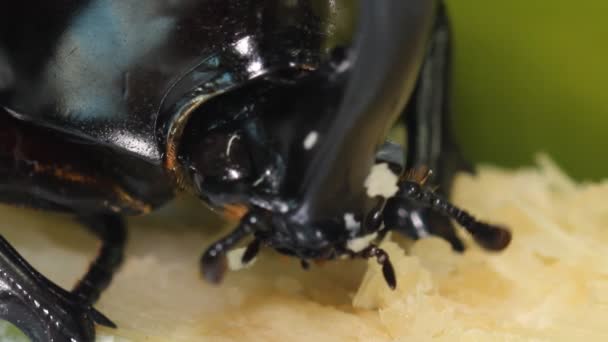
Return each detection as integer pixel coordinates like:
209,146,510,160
73,214,126,306
201,214,257,283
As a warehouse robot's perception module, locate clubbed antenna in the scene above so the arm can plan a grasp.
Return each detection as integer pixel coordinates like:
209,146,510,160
398,181,512,251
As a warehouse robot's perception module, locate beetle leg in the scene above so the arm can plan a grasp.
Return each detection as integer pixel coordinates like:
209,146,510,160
403,2,472,192
385,181,511,251
201,213,257,284
389,3,474,252
0,234,114,342
72,214,126,307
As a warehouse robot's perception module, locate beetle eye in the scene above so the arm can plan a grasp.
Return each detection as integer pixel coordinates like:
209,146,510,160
187,131,253,183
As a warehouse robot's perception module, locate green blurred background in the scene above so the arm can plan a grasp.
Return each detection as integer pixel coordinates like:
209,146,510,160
448,1,608,181
324,0,607,180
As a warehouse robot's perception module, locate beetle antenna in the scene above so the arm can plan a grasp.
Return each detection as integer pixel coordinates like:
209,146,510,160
395,181,511,251
201,214,257,283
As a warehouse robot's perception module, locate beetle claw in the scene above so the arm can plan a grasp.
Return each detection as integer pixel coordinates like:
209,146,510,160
0,235,113,342
90,309,117,328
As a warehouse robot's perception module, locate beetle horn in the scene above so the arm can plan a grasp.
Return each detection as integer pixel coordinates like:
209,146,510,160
291,0,438,219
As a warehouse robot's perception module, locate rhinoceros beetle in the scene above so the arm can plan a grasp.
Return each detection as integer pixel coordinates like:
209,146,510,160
0,0,511,341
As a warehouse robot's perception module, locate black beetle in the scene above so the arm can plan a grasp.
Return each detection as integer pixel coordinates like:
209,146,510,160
0,0,511,341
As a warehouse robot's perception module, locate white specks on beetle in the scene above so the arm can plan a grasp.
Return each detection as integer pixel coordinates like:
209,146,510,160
364,163,399,198
303,131,319,150
247,60,263,75
410,211,430,238
227,247,257,271
347,233,378,253
234,36,252,55
343,213,360,231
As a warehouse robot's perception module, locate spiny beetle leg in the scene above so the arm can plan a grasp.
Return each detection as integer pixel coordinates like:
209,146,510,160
73,214,126,306
0,234,114,342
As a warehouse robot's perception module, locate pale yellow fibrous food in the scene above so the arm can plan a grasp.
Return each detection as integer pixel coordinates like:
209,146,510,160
1,155,607,341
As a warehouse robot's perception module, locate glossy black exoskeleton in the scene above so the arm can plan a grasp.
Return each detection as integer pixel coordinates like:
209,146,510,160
0,0,511,340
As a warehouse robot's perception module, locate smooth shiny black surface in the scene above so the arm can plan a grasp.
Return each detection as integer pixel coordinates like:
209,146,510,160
0,107,172,215
189,0,440,262
0,1,511,341
0,235,115,342
0,0,330,162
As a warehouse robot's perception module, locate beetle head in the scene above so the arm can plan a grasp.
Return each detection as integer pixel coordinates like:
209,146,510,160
176,40,400,288
254,203,383,260
200,197,394,287
173,0,439,289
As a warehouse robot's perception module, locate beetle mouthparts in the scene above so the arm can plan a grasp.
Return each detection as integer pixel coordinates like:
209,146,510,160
201,253,228,284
